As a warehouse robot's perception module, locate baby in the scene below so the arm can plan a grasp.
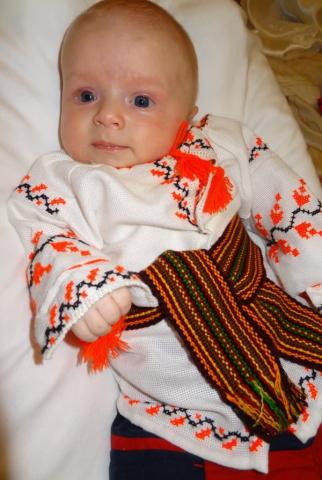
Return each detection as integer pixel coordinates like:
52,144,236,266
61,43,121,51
8,0,322,478
59,0,198,344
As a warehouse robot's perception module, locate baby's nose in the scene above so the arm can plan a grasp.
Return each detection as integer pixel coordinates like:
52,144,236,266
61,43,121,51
93,100,125,129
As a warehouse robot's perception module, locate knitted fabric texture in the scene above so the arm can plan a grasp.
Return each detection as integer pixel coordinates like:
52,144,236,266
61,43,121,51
124,215,322,440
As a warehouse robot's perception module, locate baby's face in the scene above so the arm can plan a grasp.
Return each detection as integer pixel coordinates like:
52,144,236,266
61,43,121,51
60,19,197,167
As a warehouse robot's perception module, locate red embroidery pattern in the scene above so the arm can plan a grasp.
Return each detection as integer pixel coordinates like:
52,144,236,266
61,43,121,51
42,263,138,352
179,131,214,159
150,158,198,226
150,126,217,225
32,262,52,285
28,233,138,354
123,366,319,447
254,179,322,263
288,368,321,433
248,137,268,163
16,175,66,214
299,369,320,401
28,234,93,288
123,395,261,452
28,229,77,261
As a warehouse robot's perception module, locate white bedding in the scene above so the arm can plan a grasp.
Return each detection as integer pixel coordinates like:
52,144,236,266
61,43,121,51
0,1,320,479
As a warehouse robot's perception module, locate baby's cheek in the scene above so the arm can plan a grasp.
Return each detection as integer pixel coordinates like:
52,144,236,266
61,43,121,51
144,131,173,161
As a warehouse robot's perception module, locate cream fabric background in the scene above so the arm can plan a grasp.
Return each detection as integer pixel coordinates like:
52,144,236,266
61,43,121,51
240,0,322,178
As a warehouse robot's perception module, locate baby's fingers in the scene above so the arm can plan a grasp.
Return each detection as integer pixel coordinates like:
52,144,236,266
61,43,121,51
96,293,126,325
82,307,112,337
111,287,132,315
72,318,99,342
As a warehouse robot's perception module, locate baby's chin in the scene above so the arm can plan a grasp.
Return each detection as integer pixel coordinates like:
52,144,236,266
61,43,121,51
86,153,159,168
68,154,126,168
68,146,163,168
95,158,157,168
88,157,147,168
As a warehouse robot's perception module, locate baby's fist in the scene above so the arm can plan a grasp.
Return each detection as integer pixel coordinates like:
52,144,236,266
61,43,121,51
72,287,131,342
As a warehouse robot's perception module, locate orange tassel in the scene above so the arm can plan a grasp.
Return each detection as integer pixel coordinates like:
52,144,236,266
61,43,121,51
170,120,233,215
172,150,233,215
174,151,213,183
78,316,128,372
203,166,233,214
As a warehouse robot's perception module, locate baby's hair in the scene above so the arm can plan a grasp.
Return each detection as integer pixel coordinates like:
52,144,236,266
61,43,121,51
68,0,198,105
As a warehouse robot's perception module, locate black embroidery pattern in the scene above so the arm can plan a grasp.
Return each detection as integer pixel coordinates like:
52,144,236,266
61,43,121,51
179,137,214,157
124,368,320,447
298,369,319,392
151,159,198,226
16,177,66,215
146,402,254,443
29,233,137,354
248,139,269,163
123,396,265,450
42,265,137,354
266,201,322,250
28,234,91,288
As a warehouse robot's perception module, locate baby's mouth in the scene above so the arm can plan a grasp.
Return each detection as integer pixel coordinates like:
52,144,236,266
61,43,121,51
92,141,128,152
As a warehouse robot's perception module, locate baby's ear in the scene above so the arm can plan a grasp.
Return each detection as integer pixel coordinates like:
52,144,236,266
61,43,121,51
188,105,198,121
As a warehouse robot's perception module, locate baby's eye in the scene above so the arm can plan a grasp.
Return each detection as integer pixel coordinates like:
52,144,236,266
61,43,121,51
133,95,153,108
78,90,97,103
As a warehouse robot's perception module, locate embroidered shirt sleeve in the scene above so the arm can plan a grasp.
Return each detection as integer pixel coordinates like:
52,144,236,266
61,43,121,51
7,153,150,358
246,130,322,307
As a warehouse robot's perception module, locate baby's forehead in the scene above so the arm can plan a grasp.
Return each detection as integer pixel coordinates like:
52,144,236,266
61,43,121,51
62,5,198,104
64,16,189,74
63,18,185,68
69,9,184,47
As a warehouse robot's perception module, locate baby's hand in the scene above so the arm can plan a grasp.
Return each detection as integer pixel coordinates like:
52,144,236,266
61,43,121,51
71,287,131,342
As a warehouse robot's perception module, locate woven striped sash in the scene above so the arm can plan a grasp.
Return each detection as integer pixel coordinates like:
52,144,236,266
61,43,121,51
125,215,322,440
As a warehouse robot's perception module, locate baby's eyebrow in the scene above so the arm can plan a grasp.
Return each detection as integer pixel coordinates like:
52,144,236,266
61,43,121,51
62,65,103,81
64,71,166,89
124,75,168,94
63,71,92,82
129,74,163,84
118,69,167,87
